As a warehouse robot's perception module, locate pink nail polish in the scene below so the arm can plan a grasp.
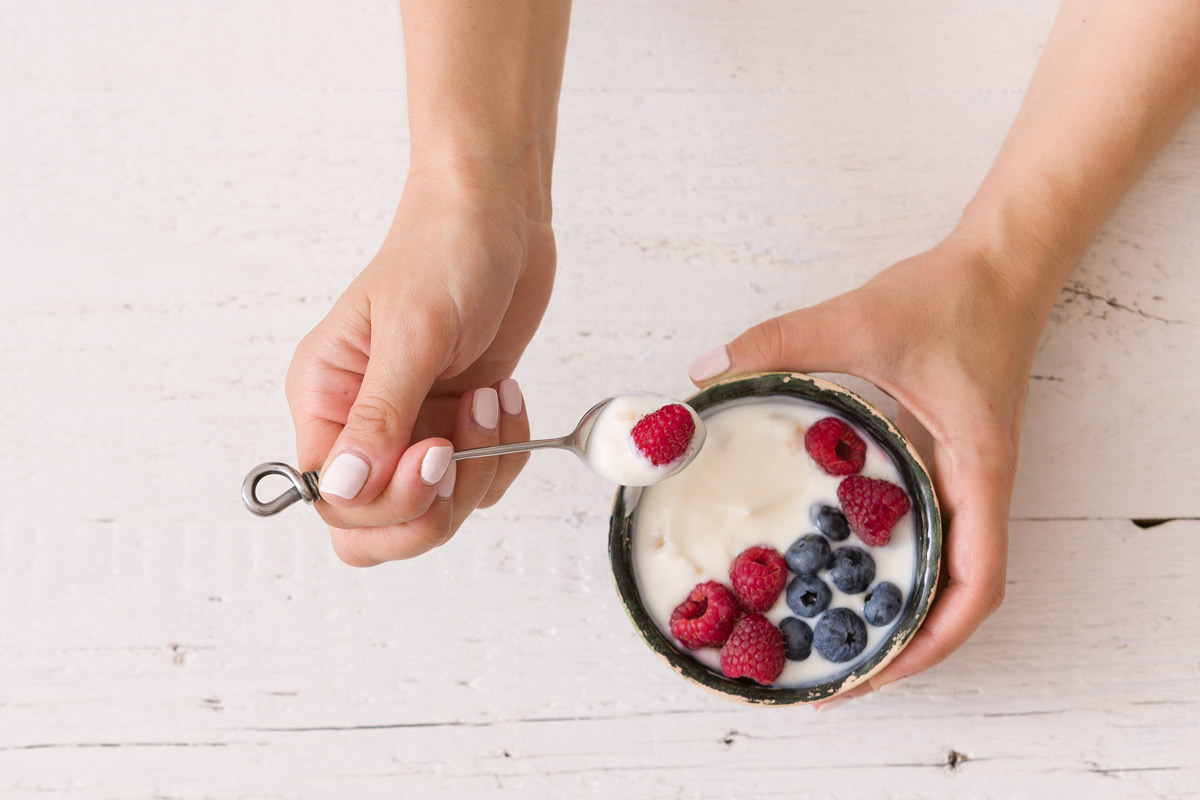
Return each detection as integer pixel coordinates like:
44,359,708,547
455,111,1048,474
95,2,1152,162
498,379,523,416
472,388,499,431
436,461,457,500
688,346,731,383
420,446,452,486
319,452,370,500
814,695,853,713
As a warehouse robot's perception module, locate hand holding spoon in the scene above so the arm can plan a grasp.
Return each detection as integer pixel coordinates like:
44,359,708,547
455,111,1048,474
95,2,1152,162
242,392,705,517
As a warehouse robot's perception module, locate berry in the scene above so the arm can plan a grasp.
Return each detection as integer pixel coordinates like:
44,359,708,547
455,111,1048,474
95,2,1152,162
631,404,696,466
669,581,740,649
729,545,788,613
784,533,832,575
828,546,876,594
837,475,912,547
863,582,903,626
804,416,867,476
785,574,832,618
811,504,851,542
813,608,868,663
779,617,813,661
719,613,786,685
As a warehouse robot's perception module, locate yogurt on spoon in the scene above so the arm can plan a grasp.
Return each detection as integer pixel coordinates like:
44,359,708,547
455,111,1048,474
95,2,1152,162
577,393,706,486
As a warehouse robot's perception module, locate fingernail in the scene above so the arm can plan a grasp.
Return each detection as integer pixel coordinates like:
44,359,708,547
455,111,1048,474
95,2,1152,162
320,452,370,500
436,461,457,500
871,676,903,693
498,379,523,416
420,445,452,486
688,346,731,383
472,387,499,431
814,695,853,713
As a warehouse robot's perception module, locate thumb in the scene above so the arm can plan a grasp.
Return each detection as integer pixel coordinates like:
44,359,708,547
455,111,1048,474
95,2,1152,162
317,323,450,507
687,297,873,387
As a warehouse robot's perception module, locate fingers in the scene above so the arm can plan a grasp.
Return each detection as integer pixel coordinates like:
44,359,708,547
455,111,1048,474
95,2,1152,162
478,379,530,509
326,492,456,568
866,453,1010,691
809,484,1009,708
687,293,889,387
317,312,451,508
316,436,455,531
315,381,530,567
446,387,503,532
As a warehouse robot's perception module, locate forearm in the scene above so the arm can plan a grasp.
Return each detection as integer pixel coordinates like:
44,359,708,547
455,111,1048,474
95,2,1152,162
401,0,571,221
959,0,1200,315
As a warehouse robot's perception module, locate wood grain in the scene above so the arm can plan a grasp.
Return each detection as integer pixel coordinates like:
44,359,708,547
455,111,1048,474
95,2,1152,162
2,1,1197,797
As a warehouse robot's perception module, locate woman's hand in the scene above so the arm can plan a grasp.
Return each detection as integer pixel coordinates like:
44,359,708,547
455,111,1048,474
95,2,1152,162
285,172,555,566
687,0,1200,701
688,231,1048,696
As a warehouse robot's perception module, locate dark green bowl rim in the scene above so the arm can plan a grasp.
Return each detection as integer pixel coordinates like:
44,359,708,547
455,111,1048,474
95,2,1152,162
607,372,942,706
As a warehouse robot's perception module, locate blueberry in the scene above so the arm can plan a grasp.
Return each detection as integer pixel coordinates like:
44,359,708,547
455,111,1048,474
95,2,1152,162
813,608,868,662
812,505,851,541
779,617,813,661
863,582,903,626
786,574,832,618
785,533,831,575
828,546,876,594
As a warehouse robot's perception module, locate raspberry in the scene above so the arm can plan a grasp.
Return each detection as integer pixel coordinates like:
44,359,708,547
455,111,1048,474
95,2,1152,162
729,545,787,613
632,404,696,466
719,614,786,685
669,581,741,649
836,475,912,547
804,417,867,476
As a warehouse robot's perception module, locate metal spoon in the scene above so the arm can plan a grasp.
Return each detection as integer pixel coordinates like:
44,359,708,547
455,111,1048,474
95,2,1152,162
241,393,701,517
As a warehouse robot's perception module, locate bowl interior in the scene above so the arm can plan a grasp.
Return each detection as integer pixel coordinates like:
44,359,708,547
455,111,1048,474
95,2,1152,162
608,372,942,705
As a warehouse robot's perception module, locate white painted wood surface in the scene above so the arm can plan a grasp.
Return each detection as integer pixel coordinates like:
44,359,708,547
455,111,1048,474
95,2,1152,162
2,2,1198,797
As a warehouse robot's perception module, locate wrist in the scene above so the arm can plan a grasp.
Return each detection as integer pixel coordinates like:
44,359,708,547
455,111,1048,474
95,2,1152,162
949,188,1082,326
408,137,555,225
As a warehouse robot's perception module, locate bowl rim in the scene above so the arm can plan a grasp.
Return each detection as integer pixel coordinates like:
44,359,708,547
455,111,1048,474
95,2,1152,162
607,371,942,706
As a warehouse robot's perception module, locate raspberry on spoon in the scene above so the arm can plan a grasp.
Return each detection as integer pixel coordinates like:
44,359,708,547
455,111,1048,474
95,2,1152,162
632,403,697,466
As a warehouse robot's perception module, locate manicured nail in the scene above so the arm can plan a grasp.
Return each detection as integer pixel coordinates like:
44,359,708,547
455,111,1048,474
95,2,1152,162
472,387,499,431
498,379,523,416
436,461,457,500
420,445,452,486
688,345,731,382
814,695,853,713
871,676,904,693
320,452,370,500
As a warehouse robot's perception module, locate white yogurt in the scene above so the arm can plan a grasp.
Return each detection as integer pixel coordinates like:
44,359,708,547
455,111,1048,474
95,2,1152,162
631,397,916,687
581,393,706,486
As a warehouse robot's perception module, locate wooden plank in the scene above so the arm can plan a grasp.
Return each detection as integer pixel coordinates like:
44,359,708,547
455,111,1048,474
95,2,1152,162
2,0,1199,797
2,516,1197,797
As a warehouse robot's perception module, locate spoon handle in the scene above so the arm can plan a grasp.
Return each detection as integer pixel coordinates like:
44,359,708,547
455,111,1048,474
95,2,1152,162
451,435,572,461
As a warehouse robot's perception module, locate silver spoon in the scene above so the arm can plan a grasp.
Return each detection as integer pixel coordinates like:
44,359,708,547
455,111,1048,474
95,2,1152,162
242,393,703,517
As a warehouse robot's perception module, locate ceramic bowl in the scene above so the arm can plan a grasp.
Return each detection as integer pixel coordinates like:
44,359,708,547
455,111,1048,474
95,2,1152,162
608,372,942,705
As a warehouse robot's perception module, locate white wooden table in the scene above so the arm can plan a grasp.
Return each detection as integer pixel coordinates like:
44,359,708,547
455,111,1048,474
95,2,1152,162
2,2,1198,797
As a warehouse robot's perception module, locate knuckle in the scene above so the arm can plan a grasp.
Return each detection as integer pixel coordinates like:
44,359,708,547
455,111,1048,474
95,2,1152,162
917,625,953,668
980,580,1006,617
283,346,311,407
414,519,455,551
748,316,787,367
478,487,504,509
329,529,381,568
346,395,403,441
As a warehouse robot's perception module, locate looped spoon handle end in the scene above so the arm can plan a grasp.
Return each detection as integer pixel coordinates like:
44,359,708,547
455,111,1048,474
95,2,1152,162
242,462,321,517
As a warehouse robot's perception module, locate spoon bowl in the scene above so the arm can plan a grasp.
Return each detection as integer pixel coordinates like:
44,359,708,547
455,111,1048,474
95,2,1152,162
453,392,706,487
